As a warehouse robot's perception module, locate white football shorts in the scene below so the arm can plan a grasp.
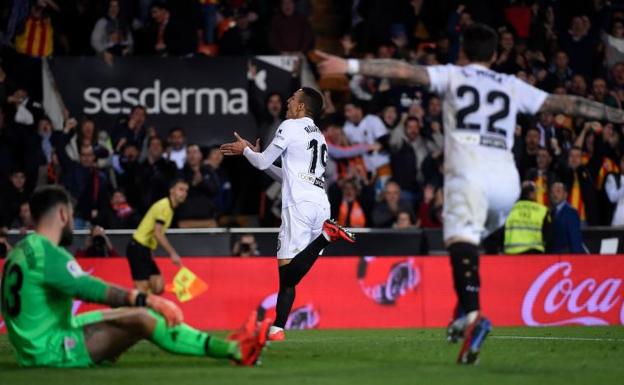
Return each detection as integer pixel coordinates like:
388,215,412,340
277,200,330,260
443,165,520,245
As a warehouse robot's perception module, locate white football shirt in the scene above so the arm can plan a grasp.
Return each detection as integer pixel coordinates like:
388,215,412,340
271,117,330,208
426,64,548,176
343,114,390,172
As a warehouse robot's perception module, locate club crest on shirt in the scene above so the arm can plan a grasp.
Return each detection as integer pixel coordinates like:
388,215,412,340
66,260,86,278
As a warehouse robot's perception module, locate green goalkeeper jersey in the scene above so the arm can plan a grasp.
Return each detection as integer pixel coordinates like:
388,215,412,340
1,233,108,363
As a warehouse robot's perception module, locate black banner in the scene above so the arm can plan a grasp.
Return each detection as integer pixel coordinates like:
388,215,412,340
49,56,294,145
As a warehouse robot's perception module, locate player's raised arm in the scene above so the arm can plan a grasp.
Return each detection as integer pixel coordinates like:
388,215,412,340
539,94,624,124
316,50,431,87
221,131,285,170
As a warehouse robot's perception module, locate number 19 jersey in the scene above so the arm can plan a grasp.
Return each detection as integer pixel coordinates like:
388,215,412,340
426,64,548,177
271,117,330,209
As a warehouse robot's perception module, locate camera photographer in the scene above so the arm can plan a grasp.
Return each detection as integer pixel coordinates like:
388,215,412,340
232,233,260,257
75,225,118,257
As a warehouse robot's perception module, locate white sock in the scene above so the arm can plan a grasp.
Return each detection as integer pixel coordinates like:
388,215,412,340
466,310,480,324
269,326,283,335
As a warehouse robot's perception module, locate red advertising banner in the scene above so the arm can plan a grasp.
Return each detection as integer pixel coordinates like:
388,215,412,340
1,255,623,331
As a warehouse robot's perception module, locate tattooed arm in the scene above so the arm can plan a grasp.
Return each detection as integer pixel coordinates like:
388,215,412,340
358,59,430,86
539,94,624,124
316,50,430,86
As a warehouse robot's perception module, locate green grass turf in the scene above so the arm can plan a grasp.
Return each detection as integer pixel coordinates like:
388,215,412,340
1,327,623,385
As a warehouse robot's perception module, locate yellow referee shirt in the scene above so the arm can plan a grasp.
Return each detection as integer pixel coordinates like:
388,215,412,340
133,198,174,250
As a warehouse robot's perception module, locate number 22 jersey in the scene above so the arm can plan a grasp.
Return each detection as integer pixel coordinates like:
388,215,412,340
426,64,548,177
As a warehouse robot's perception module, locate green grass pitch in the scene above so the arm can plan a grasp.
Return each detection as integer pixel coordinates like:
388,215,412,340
1,327,623,385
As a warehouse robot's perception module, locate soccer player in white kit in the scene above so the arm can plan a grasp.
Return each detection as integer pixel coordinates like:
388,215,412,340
317,24,624,364
220,87,356,341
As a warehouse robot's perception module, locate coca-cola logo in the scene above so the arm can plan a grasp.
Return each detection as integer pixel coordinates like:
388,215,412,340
256,293,320,330
357,257,420,305
522,261,624,326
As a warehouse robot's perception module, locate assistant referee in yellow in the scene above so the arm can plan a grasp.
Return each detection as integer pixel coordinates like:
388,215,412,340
504,181,553,255
126,178,189,293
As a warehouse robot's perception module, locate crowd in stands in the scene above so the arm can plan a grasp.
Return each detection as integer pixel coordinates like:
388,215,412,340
1,0,624,239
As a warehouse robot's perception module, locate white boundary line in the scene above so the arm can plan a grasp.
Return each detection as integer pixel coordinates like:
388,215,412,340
492,335,624,342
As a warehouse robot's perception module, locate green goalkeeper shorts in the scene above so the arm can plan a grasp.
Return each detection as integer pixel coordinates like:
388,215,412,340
19,310,104,368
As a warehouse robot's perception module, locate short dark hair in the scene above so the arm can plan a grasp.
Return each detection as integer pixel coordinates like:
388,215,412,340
30,185,72,224
168,126,185,136
404,116,420,127
520,182,536,200
300,87,324,120
462,23,498,62
148,135,164,147
169,177,189,189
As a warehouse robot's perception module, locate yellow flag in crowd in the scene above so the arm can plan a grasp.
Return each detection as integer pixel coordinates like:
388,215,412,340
166,267,208,302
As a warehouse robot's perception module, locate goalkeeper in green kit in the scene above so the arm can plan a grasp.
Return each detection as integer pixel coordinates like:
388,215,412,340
0,185,269,368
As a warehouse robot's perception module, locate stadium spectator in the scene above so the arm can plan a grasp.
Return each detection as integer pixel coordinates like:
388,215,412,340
90,0,134,63
219,10,260,55
602,16,624,69
105,190,139,229
113,142,141,209
330,178,371,228
589,78,620,108
247,61,291,149
372,181,414,228
269,0,314,54
446,4,473,63
6,88,46,192
542,51,573,91
493,29,521,75
605,153,624,226
140,1,199,56
515,127,541,181
232,233,260,257
111,105,147,153
176,144,220,227
1,170,28,228
13,201,34,233
165,127,187,170
559,16,596,80
389,116,442,204
423,96,442,136
323,121,374,185
394,211,418,229
526,147,557,207
204,145,232,217
58,144,110,229
343,101,391,189
75,225,119,257
417,184,443,229
559,144,600,226
550,182,585,254
60,116,112,169
137,135,177,212
13,1,56,58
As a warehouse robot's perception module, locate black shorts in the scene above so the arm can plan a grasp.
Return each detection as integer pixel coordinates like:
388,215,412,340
126,239,160,280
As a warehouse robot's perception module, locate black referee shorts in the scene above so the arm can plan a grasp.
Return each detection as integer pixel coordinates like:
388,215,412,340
126,239,160,280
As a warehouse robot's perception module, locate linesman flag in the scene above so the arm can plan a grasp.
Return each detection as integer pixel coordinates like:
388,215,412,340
166,267,208,302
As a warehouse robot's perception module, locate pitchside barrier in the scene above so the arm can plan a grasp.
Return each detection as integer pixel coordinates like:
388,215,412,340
1,253,623,331
5,227,624,256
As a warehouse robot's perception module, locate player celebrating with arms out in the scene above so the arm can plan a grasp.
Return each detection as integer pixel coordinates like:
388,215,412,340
317,24,624,364
221,87,356,341
126,178,188,294
1,186,269,367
